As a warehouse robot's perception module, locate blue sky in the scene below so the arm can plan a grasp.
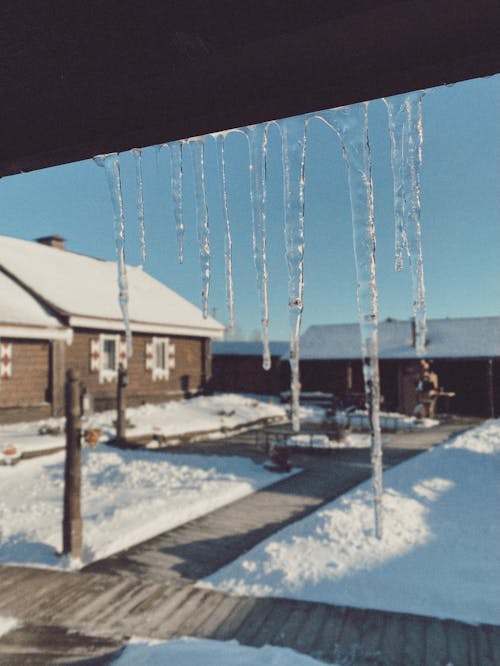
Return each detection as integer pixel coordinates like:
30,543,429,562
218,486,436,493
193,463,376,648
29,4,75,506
1,75,499,341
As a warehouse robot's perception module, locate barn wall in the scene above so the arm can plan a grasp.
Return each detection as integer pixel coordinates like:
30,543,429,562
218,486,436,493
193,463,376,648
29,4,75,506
67,329,208,410
0,338,51,422
212,355,283,395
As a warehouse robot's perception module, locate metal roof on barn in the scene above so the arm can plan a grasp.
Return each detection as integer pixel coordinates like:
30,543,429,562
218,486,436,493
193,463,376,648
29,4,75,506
1,2,500,176
300,318,500,360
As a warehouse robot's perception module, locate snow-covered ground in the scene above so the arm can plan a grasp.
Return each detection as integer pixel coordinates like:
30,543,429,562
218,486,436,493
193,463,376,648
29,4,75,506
110,637,330,666
0,446,294,569
203,419,500,626
0,394,286,462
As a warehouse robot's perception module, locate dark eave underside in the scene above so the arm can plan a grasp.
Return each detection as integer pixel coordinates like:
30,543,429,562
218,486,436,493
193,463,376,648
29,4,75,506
1,1,500,177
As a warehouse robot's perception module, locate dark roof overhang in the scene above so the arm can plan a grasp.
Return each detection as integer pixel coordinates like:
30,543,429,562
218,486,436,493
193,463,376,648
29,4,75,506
1,1,500,177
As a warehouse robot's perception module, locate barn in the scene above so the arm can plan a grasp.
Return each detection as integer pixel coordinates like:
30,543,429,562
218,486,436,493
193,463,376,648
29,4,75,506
212,341,289,395
0,234,224,422
299,318,500,418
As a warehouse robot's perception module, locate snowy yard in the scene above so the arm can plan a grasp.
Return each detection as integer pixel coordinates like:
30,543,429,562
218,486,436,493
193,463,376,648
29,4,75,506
0,446,294,568
0,394,286,462
203,419,500,626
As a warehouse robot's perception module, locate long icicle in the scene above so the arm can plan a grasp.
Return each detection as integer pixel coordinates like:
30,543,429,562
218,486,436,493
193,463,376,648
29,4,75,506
132,148,147,264
243,124,271,370
190,139,211,318
279,116,307,432
384,92,427,355
383,95,408,272
405,92,427,356
169,140,185,264
215,134,235,332
318,104,383,539
94,153,133,357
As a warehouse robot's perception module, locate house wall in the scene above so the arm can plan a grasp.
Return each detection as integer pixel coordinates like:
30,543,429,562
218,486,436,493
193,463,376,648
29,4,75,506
0,338,52,422
67,329,208,410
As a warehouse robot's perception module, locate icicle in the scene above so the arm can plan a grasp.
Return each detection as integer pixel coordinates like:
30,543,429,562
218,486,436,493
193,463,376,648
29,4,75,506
384,92,427,355
383,95,408,272
215,134,235,332
318,104,383,539
405,93,427,356
243,124,271,370
189,139,211,318
169,140,185,264
132,148,147,264
278,116,307,432
94,153,132,358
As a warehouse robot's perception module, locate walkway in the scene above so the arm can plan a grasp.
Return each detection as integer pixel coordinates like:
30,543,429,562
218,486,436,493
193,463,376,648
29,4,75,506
0,420,497,666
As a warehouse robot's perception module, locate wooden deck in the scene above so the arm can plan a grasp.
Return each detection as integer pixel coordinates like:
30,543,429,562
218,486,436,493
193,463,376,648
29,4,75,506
0,421,497,665
0,565,499,665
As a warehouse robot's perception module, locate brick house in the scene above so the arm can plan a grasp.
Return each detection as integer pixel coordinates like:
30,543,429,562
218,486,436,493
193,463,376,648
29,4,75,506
0,235,224,422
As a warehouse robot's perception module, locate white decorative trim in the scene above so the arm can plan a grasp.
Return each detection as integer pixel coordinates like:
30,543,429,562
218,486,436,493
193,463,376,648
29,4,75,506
0,325,73,343
90,338,100,372
0,342,12,379
68,316,224,339
151,336,174,381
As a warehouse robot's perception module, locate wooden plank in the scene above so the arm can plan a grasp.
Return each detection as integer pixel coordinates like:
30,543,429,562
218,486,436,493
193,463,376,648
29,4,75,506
270,602,314,649
194,595,245,639
143,585,200,635
338,607,365,654
478,625,495,666
486,624,500,666
360,609,384,656
444,619,469,666
210,597,259,641
401,614,426,666
69,577,136,623
250,598,297,648
379,614,405,665
312,605,347,662
292,603,331,655
425,618,448,665
233,598,276,645
172,590,227,637
80,579,146,629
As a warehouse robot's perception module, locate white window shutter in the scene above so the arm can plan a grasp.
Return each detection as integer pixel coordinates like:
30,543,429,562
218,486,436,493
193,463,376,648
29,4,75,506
1,342,12,379
90,338,100,372
168,342,176,370
119,339,128,370
145,341,153,371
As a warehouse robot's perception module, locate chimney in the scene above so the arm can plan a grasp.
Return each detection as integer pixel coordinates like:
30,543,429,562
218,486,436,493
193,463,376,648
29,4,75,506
36,234,66,250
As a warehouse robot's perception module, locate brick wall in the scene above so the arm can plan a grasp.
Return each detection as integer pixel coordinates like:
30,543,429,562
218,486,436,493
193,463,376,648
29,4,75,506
67,329,208,409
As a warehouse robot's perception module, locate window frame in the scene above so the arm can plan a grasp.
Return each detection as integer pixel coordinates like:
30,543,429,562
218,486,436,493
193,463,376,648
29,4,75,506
99,333,120,383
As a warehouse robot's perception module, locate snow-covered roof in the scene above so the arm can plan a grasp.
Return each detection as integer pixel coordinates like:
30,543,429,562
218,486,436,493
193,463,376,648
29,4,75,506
0,235,224,338
300,317,500,360
213,341,289,357
0,271,71,341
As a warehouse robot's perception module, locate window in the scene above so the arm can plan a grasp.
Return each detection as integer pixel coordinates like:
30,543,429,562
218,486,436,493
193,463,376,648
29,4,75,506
90,334,125,383
102,337,117,371
146,337,175,381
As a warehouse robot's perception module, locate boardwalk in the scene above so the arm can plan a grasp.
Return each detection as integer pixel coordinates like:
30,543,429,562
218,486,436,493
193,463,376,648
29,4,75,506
0,420,497,665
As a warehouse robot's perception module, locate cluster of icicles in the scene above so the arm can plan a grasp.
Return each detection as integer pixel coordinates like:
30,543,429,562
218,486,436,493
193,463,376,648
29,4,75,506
95,91,426,539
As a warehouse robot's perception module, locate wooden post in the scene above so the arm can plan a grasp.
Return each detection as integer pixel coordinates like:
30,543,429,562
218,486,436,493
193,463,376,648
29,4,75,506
487,359,495,418
62,368,83,560
116,364,128,441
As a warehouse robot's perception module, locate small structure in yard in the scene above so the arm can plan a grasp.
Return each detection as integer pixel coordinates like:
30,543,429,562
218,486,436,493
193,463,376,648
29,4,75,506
297,317,500,418
0,234,224,423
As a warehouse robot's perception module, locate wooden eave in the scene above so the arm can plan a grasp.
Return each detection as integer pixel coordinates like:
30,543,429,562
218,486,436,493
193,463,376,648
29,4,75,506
1,1,500,177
